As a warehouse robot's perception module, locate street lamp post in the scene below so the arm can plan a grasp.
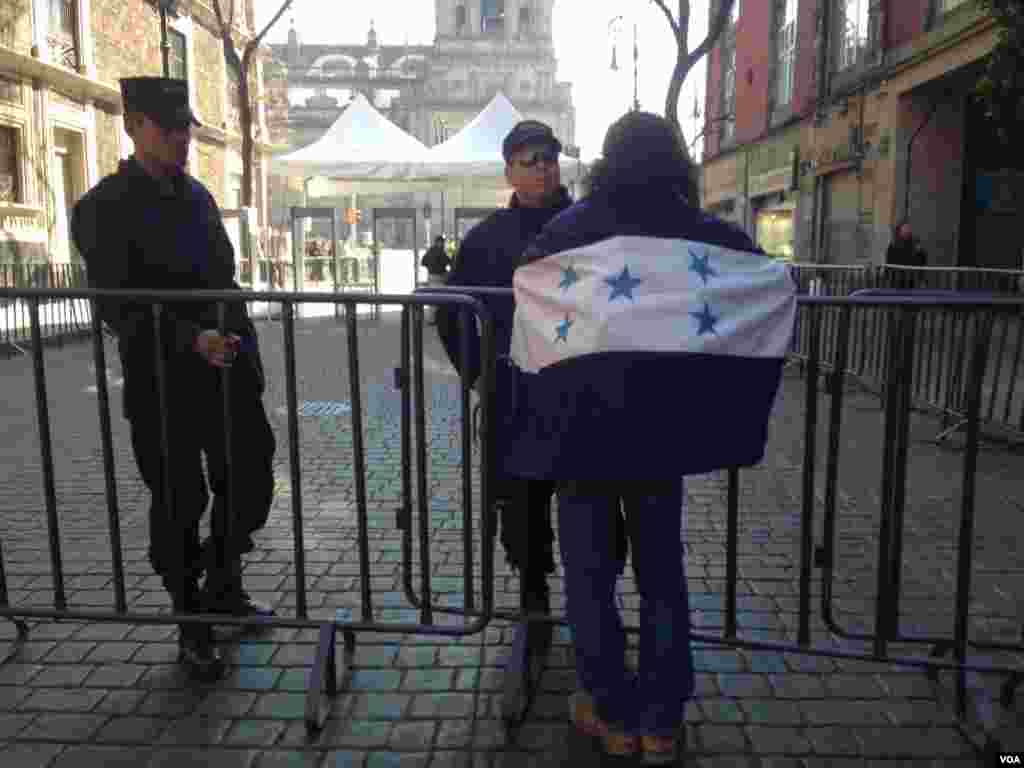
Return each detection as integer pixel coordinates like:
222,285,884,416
157,0,179,78
609,15,640,112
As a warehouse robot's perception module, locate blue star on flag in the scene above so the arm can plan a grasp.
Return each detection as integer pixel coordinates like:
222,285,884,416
605,266,643,301
689,248,718,285
691,302,719,336
555,315,574,343
559,263,579,291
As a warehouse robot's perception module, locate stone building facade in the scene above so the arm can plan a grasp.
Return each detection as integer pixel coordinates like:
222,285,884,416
0,0,276,268
266,1,576,239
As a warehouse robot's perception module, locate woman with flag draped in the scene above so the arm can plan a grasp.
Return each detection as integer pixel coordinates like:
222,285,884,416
504,112,797,762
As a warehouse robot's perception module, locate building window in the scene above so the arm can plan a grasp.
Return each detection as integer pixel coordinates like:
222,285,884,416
168,28,187,81
0,125,21,203
455,4,467,35
835,0,880,71
47,0,79,69
939,0,969,11
519,6,531,33
481,0,505,36
775,0,797,107
721,41,737,143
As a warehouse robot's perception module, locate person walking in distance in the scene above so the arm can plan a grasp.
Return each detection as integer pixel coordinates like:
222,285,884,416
72,77,277,681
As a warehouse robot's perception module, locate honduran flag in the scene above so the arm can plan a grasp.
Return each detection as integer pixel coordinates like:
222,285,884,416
499,236,797,481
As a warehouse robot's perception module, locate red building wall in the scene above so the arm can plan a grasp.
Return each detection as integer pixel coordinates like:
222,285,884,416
886,0,930,49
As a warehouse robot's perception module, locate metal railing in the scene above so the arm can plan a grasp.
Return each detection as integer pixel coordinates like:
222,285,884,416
0,286,495,732
2,286,1023,756
789,264,1024,440
0,263,91,354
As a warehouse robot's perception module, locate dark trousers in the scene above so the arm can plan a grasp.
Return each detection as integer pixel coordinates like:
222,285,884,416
127,356,275,596
556,479,693,737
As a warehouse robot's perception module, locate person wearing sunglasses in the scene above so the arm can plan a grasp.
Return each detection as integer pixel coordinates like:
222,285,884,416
436,120,630,615
72,77,277,682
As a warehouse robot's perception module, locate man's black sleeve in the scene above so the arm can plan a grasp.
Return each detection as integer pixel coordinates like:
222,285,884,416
72,193,198,354
435,236,485,386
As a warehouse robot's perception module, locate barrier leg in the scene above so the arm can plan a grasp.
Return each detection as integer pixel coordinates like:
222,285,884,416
305,624,355,734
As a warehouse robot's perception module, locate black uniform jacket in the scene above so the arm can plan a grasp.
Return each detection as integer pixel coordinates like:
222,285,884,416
436,186,572,386
72,158,259,418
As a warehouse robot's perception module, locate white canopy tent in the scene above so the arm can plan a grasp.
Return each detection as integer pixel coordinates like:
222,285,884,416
422,92,582,180
270,92,436,180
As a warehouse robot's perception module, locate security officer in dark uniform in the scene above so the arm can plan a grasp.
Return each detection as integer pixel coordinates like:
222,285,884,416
71,77,276,680
436,120,627,612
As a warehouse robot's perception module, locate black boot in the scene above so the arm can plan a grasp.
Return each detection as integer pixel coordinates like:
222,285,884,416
165,573,225,682
201,556,275,618
177,622,226,682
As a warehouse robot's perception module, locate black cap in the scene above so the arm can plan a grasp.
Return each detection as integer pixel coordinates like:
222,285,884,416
502,120,562,163
120,77,201,130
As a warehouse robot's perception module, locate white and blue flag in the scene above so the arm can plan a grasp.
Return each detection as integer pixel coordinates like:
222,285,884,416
500,233,797,480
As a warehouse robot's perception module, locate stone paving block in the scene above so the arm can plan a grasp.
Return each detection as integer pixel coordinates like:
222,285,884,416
0,713,34,739
223,719,288,747
72,623,134,641
694,724,749,753
401,670,455,692
136,689,204,718
0,665,42,686
388,720,438,749
856,727,974,759
251,693,310,720
17,713,107,741
10,642,56,663
20,687,107,713
84,641,141,663
276,669,310,692
823,674,890,699
93,689,146,715
350,670,403,692
512,722,570,752
767,673,828,700
472,719,509,750
197,691,259,718
351,694,412,720
423,752,473,768
365,752,431,767
435,720,473,749
50,745,154,768
93,715,169,744
717,673,774,698
693,757,758,767
82,663,147,688
0,742,66,768
700,698,746,724
803,725,864,756
801,700,892,726
255,749,329,767
410,693,475,720
744,726,812,755
739,699,804,725
131,643,180,664
395,647,439,668
156,715,233,746
42,640,96,663
148,748,258,767
335,720,393,749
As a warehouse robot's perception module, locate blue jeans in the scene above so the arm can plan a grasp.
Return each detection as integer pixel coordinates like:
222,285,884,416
557,479,694,737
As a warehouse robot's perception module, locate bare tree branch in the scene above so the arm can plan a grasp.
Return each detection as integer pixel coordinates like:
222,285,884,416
253,0,294,47
687,0,735,69
649,0,679,40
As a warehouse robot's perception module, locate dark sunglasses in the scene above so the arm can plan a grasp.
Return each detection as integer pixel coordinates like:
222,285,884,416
514,146,559,168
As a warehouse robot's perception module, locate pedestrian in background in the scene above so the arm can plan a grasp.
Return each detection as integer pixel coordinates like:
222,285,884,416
72,77,276,682
885,219,928,289
421,234,451,324
506,111,796,762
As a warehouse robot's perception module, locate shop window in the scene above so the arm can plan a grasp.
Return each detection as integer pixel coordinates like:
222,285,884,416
0,125,22,203
481,0,505,36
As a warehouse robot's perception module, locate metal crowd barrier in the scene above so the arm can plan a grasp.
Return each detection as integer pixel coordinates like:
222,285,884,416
0,263,91,355
789,265,1024,442
423,286,1024,756
0,287,495,733
2,286,1024,758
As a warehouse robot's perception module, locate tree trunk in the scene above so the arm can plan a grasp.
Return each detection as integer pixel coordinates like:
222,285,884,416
240,45,255,210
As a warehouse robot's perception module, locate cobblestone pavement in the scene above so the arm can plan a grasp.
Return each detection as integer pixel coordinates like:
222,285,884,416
0,306,1022,767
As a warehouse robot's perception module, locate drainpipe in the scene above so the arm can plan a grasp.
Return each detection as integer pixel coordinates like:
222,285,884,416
809,0,833,263
904,99,939,223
